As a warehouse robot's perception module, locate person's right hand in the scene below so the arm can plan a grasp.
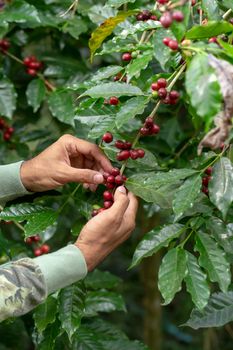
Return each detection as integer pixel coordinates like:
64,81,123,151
75,186,138,271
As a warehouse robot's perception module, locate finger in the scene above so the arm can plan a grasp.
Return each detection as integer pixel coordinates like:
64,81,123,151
65,167,104,184
124,192,138,222
109,186,130,218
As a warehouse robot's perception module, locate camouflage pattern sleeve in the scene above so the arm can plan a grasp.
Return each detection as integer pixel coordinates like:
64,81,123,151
0,258,47,322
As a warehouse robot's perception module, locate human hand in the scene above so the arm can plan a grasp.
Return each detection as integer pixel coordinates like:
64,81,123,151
20,134,112,192
75,186,138,271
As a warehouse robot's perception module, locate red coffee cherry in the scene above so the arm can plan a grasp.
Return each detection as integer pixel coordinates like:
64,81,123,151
158,88,167,98
169,90,180,100
145,117,154,128
104,201,113,209
115,140,125,149
202,176,211,187
172,11,184,22
208,37,218,44
102,132,113,143
0,39,10,53
160,13,173,28
202,187,209,195
103,172,110,180
123,141,132,150
28,61,42,70
151,82,160,91
157,78,167,88
136,13,144,21
191,0,196,5
26,237,33,245
136,149,145,158
6,127,14,134
163,37,171,46
150,15,157,20
205,167,212,175
111,167,120,176
151,124,160,134
92,209,99,217
41,244,50,254
117,150,130,161
122,52,132,61
122,175,127,181
27,68,37,76
3,131,11,141
109,96,119,105
34,248,42,257
130,150,139,160
140,127,150,136
107,175,115,183
106,182,115,189
33,235,41,242
103,191,114,201
115,175,124,185
157,0,169,4
0,118,6,130
168,39,179,50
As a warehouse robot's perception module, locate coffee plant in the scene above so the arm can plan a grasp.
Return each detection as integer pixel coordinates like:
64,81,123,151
0,0,233,349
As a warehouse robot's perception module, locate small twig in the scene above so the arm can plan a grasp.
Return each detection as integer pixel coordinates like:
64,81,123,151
60,0,79,18
58,184,81,214
223,8,232,20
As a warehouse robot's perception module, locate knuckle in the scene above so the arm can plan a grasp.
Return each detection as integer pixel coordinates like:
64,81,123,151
59,134,71,143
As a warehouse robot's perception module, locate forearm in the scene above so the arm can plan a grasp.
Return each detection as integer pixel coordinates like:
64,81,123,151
0,245,87,322
0,161,30,206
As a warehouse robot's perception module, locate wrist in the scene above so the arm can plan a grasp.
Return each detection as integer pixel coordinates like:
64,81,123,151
20,160,35,192
75,242,102,272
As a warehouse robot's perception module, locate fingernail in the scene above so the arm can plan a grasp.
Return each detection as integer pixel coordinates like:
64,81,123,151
93,173,104,184
118,186,126,194
83,184,89,189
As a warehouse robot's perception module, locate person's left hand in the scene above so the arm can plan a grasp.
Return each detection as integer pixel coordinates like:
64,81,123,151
20,134,112,192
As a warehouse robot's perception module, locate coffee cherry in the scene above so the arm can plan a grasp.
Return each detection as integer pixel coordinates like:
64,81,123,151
6,127,14,134
0,39,10,52
103,172,110,180
115,175,124,185
151,124,160,134
102,132,113,143
191,0,196,5
41,244,50,254
169,90,180,100
34,248,42,257
205,167,212,175
27,68,37,76
92,209,99,217
172,11,184,22
3,131,11,141
0,118,5,130
115,140,125,149
160,13,173,28
136,13,144,21
111,167,120,176
162,95,172,104
103,191,114,201
109,96,119,105
140,127,150,136
124,141,132,150
131,51,138,59
104,201,113,209
26,237,33,245
33,235,41,242
141,10,152,20
168,39,179,51
158,88,167,98
151,82,159,91
122,175,127,181
107,175,115,183
157,0,169,4
208,37,218,44
150,15,157,20
28,61,42,70
145,117,154,128
202,187,209,195
136,149,145,158
157,78,167,88
122,52,132,61
130,150,139,160
163,37,170,46
117,150,130,161
106,182,115,189
202,176,211,187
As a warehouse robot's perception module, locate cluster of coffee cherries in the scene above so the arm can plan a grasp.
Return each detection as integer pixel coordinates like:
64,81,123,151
23,55,43,76
102,132,146,161
92,167,126,216
202,167,212,196
0,118,14,141
113,72,127,82
163,37,179,51
151,78,180,105
136,10,157,21
0,38,10,53
140,117,160,136
26,234,50,257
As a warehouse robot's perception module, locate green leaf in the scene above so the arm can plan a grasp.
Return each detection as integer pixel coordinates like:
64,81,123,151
127,169,197,207
184,251,210,310
0,0,41,26
91,66,123,82
75,114,116,139
195,232,231,293
206,217,233,256
48,90,75,126
59,281,86,342
84,290,126,317
130,224,185,268
184,291,233,329
219,0,233,11
119,20,161,39
85,270,121,290
202,0,220,20
24,211,58,237
116,96,149,128
34,296,58,333
217,38,233,58
209,157,233,219
89,10,136,61
126,52,153,81
26,79,46,113
0,78,17,119
153,29,173,71
0,203,52,222
37,319,60,350
81,82,144,98
62,17,88,40
173,174,202,220
185,53,222,123
186,21,233,39
106,0,136,7
158,248,186,305
171,2,191,41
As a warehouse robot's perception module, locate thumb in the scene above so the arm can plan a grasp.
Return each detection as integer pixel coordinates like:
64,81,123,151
109,186,130,217
66,167,104,184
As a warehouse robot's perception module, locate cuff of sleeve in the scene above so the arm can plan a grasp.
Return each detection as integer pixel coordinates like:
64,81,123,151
0,161,31,205
34,245,88,294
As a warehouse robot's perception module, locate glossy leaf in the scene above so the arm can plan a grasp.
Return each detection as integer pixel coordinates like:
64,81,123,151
75,114,116,139
195,232,231,292
202,0,220,20
91,65,123,82
186,21,233,39
0,0,41,26
153,29,174,71
106,0,136,7
59,281,86,341
81,82,144,98
0,203,52,222
209,157,233,218
0,78,17,119
116,96,149,128
119,20,161,39
173,174,202,220
26,79,46,113
185,53,222,123
37,319,60,350
184,291,233,329
48,90,75,126
34,296,58,333
184,251,210,310
85,270,121,290
130,224,185,268
158,248,186,305
24,211,58,237
126,52,153,81
206,217,233,256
